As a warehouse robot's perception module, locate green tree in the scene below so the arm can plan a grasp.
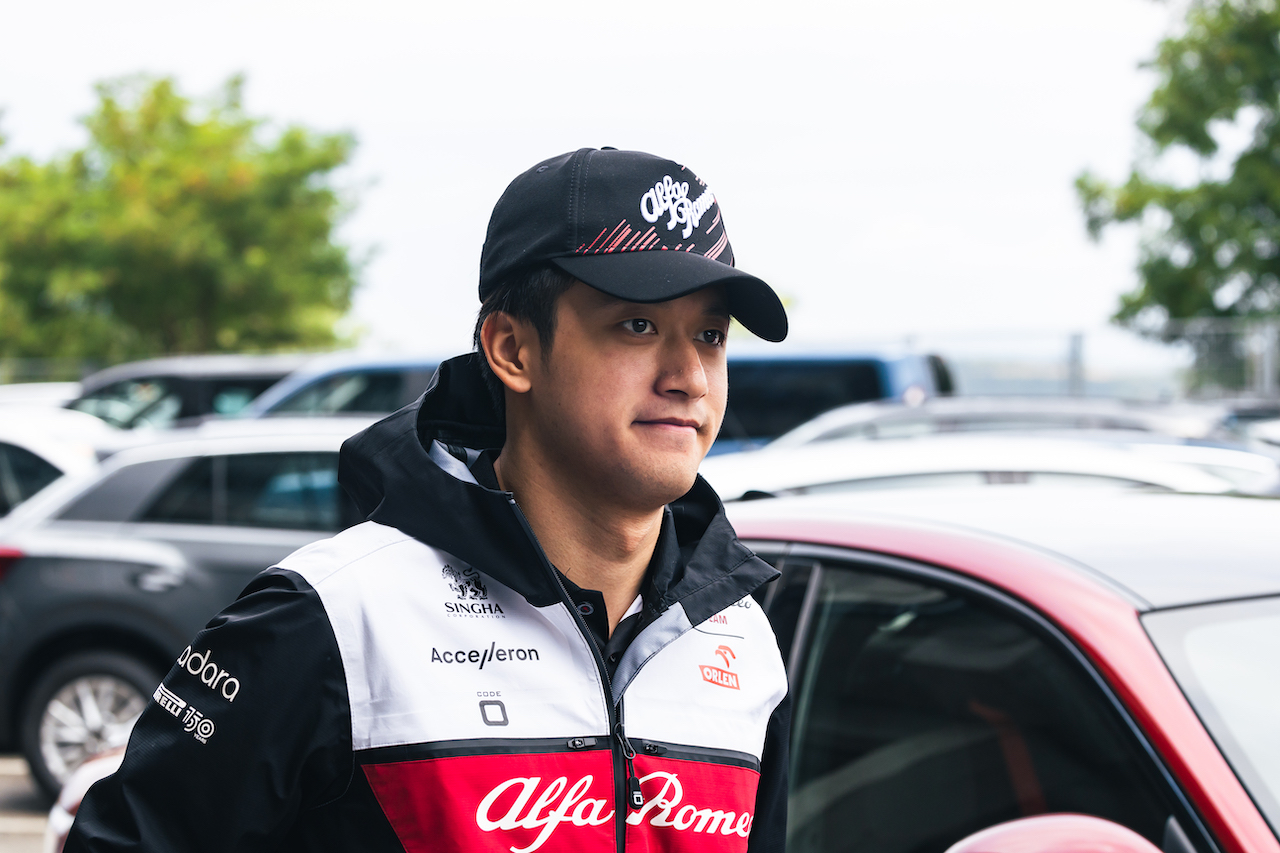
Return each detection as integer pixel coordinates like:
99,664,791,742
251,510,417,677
0,75,358,362
1078,0,1280,333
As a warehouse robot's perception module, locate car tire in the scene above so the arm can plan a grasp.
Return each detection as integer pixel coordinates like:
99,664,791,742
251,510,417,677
19,651,161,800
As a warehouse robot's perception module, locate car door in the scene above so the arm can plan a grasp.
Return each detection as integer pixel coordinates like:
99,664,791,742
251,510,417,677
752,544,1213,853
122,450,350,608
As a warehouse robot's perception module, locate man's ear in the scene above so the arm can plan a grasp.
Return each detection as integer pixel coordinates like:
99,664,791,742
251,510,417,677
480,311,538,394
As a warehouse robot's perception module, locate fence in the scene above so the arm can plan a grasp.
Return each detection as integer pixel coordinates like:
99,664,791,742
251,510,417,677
0,358,101,385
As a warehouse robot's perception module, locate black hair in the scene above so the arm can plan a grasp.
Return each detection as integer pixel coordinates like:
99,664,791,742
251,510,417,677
473,265,578,408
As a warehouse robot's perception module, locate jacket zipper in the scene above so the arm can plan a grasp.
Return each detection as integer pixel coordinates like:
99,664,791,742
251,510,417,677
506,497,637,853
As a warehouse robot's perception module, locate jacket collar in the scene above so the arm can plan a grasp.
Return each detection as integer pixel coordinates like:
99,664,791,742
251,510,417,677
337,353,777,621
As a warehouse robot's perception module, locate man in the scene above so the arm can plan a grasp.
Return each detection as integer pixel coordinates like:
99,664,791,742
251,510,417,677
66,148,791,852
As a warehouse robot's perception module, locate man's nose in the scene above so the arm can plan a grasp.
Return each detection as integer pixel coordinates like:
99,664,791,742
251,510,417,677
657,338,709,399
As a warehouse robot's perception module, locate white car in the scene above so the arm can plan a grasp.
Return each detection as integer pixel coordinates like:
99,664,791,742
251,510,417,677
0,382,81,409
0,408,112,516
768,396,1238,447
699,434,1280,501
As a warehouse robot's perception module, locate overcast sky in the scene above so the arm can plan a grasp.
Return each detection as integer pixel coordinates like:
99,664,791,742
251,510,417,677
1,0,1180,363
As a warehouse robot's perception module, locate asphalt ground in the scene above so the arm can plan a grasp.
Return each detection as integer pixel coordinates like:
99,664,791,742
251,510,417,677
0,757,46,853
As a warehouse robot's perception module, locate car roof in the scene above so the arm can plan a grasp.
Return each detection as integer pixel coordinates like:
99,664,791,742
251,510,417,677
241,350,448,416
92,415,377,458
727,488,1280,610
78,353,315,392
0,408,106,477
698,434,1259,498
0,417,375,531
770,395,1232,446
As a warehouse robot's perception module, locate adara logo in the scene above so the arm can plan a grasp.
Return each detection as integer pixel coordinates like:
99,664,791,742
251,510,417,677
176,646,241,702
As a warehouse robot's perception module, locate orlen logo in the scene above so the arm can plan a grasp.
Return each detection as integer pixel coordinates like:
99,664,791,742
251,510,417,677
176,646,240,702
700,645,739,690
476,771,752,851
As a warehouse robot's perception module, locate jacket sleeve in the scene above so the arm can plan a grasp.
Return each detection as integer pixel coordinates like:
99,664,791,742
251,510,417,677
749,692,791,853
64,568,352,853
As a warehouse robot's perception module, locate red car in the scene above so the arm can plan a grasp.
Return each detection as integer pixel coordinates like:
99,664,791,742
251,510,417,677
49,487,1279,853
727,487,1280,853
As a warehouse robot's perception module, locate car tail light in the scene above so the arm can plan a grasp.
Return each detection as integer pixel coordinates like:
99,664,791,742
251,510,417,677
0,547,24,582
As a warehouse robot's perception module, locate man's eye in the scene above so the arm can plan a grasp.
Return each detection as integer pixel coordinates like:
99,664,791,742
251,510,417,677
622,319,655,334
701,329,726,346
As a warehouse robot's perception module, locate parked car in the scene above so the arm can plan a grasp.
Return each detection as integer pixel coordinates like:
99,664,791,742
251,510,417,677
0,383,81,409
712,350,955,452
0,408,111,517
699,433,1280,500
729,488,1280,853
0,417,371,796
768,396,1240,449
244,350,956,453
66,354,312,429
240,352,443,418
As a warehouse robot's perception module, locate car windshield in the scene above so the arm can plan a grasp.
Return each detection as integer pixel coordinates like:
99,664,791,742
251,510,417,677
268,371,404,415
69,378,183,429
1144,596,1280,838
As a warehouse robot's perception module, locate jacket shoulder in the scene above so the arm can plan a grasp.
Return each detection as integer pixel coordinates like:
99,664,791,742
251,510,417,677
276,521,424,587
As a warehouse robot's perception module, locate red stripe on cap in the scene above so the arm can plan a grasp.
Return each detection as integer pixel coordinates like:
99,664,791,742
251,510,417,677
705,231,729,261
585,227,609,253
706,210,721,234
633,226,657,251
596,221,628,255
606,226,632,253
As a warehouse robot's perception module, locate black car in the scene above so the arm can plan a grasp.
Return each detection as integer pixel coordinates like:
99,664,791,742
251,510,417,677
0,418,367,796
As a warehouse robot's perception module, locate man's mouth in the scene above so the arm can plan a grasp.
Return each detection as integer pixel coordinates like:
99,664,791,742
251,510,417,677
635,417,701,431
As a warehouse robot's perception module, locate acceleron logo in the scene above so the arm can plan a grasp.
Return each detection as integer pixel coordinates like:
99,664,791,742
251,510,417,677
699,645,740,690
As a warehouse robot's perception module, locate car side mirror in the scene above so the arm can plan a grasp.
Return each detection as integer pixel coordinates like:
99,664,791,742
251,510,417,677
945,814,1163,853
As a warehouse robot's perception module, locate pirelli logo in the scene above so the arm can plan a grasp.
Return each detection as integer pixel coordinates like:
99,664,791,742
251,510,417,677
699,665,740,690
154,684,188,717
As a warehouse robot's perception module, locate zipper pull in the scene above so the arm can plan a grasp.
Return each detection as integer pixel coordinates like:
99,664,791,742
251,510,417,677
627,775,644,810
614,721,643,810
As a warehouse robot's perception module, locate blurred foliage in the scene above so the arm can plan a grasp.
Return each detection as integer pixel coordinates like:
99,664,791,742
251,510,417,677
1077,0,1280,333
0,76,358,361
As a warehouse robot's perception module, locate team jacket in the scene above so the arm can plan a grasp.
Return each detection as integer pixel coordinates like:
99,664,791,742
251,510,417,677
66,353,790,853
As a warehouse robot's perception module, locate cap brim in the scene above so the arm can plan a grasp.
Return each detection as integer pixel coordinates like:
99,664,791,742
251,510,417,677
551,252,788,342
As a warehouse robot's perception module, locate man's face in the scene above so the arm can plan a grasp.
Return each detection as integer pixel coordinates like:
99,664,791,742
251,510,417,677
520,282,730,511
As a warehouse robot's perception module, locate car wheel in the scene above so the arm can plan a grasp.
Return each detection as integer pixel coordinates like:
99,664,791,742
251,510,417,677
19,651,161,799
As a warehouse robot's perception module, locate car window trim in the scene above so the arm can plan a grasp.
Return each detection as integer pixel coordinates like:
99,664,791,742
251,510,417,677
775,541,1222,853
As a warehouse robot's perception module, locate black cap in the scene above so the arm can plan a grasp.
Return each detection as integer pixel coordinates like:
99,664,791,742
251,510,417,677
479,148,787,342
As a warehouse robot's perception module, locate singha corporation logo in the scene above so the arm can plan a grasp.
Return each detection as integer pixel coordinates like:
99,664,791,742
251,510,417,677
443,564,488,600
442,564,504,617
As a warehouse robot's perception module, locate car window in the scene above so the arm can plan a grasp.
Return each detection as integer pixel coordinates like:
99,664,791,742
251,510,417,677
722,361,885,442
208,378,281,415
69,377,184,429
140,452,342,531
787,558,1187,853
56,457,191,523
1145,596,1280,836
0,442,63,516
268,371,405,415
